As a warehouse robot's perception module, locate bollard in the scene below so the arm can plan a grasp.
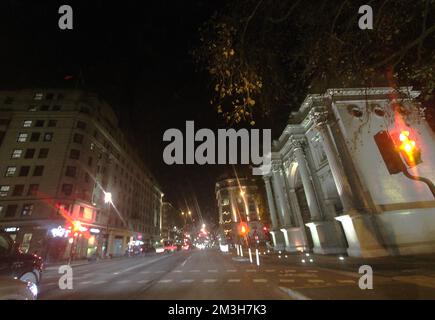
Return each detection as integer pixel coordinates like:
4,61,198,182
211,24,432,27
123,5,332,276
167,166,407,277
256,248,260,266
240,245,244,257
236,244,240,256
248,248,253,263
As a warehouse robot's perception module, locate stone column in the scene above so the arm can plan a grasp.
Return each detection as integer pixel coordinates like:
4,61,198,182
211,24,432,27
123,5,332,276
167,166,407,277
271,165,292,226
309,107,357,214
290,138,322,220
263,175,279,229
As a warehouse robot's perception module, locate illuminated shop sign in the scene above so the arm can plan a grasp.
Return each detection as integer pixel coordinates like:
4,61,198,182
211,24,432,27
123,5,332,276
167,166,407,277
51,226,70,238
4,227,20,232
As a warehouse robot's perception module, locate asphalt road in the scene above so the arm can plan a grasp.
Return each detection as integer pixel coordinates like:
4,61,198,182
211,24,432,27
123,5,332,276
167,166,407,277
38,248,435,300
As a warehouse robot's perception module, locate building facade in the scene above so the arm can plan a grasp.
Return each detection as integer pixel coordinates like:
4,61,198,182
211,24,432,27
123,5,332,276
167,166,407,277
260,87,435,257
0,89,163,261
215,176,269,244
161,201,183,241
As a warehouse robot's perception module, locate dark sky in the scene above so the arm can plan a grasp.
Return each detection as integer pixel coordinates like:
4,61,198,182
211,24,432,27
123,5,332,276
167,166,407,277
0,0,268,224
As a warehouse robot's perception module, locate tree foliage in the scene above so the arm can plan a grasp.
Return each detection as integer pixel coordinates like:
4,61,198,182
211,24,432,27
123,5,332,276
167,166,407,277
193,0,435,125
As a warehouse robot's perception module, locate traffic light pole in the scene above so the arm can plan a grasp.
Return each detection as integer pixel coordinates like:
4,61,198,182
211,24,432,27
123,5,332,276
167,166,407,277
402,168,435,198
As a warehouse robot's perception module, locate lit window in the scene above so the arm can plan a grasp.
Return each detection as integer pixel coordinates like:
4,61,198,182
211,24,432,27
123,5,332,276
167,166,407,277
17,133,28,142
28,105,37,112
0,185,10,197
23,120,32,128
5,167,16,177
21,204,34,216
33,93,43,100
11,149,23,159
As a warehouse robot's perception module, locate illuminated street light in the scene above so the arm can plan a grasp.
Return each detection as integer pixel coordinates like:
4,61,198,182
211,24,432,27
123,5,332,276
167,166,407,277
188,211,192,216
104,191,112,204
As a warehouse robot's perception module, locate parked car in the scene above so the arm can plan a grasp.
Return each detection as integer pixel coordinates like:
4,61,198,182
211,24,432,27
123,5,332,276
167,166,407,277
0,232,43,286
0,276,37,300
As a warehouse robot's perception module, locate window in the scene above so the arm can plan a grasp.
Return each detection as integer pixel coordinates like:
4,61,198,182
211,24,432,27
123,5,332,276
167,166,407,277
0,119,10,125
28,105,37,112
33,165,44,177
21,204,34,216
52,105,61,111
23,120,32,127
5,205,17,218
35,120,44,127
39,105,49,111
61,184,73,196
38,148,49,159
12,184,24,196
17,133,28,142
47,120,57,127
88,156,93,166
19,166,30,177
0,185,10,197
30,132,40,142
43,132,53,142
57,93,65,100
5,167,16,177
33,93,43,100
65,166,76,177
27,184,39,196
11,149,23,159
24,148,35,159
73,133,84,144
84,172,90,183
77,121,87,130
46,93,54,100
69,149,80,160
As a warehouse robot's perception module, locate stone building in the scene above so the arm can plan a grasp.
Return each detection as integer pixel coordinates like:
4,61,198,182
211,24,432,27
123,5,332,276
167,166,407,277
215,175,269,244
260,87,435,257
0,89,162,261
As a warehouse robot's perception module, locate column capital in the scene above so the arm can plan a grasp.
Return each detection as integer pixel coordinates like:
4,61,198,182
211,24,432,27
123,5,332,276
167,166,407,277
289,136,306,151
262,174,272,182
309,106,329,128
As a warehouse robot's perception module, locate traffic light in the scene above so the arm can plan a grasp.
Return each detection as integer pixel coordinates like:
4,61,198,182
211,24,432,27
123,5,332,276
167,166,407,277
374,130,406,174
238,222,249,237
394,130,422,167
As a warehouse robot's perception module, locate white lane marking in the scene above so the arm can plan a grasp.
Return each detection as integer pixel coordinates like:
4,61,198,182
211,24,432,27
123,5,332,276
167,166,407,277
226,269,237,272
203,279,217,283
208,269,218,273
154,271,165,273
140,271,150,274
279,279,295,283
113,272,119,275
285,270,296,273
173,270,182,273
228,279,241,283
246,269,256,273
138,280,150,284
117,255,170,274
93,280,107,285
181,256,191,267
308,279,325,283
279,287,311,300
190,270,200,273
158,279,173,283
117,280,131,284
307,270,319,273
337,279,356,284
180,279,194,283
79,281,92,285
265,269,276,273
253,279,267,283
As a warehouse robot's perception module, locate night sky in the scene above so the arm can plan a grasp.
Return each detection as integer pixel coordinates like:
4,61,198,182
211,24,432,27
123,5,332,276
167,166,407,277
0,0,279,224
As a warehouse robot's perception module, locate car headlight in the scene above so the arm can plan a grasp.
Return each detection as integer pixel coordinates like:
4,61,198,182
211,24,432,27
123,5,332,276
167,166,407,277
27,282,38,298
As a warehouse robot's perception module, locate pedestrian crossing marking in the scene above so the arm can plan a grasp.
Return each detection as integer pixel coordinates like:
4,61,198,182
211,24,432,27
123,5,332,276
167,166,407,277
308,279,324,283
181,279,194,283
253,279,268,283
228,279,241,283
203,279,217,283
158,279,172,283
279,279,295,283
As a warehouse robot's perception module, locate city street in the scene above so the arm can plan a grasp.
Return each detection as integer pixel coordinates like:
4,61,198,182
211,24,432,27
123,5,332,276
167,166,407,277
38,249,435,300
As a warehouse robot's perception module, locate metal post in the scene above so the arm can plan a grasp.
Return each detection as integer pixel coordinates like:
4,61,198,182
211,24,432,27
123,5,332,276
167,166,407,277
256,249,260,266
248,248,253,263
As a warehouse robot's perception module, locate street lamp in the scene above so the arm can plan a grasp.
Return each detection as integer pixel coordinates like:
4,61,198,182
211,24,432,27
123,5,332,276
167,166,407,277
104,191,113,257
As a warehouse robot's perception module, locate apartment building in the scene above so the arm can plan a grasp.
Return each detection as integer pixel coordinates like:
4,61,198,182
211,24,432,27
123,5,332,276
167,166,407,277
0,89,163,261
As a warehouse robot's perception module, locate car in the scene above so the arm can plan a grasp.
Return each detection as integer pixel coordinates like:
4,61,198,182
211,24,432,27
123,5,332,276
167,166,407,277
0,232,43,287
0,276,37,300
